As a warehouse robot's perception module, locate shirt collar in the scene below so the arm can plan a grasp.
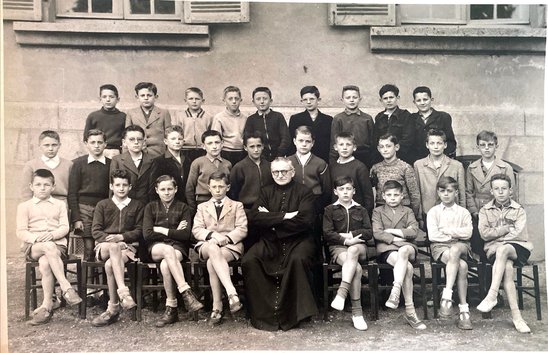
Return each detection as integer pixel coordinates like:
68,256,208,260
297,152,311,164
441,203,458,211
112,197,131,209
131,152,143,162
337,156,355,164
206,155,223,164
212,197,226,206
41,155,60,164
226,108,242,117
258,108,271,116
32,196,55,204
88,154,106,164
333,200,360,209
344,109,361,116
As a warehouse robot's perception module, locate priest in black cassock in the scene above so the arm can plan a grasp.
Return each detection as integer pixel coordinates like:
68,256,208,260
242,157,319,331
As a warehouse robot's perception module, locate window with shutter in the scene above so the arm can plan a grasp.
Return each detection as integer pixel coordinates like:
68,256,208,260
3,0,42,21
183,1,249,24
328,3,395,26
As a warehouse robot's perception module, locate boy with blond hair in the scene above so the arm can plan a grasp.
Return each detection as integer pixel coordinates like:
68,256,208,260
212,86,248,166
17,169,82,325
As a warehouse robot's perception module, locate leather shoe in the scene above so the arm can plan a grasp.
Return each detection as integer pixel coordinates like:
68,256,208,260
92,310,120,327
457,311,473,330
208,309,223,326
155,306,178,327
30,307,52,326
181,289,204,313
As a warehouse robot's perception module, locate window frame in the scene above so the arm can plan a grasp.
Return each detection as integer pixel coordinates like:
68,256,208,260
468,5,530,26
55,0,183,20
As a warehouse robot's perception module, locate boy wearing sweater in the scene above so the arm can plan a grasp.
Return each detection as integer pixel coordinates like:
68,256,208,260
91,169,145,327
84,84,126,159
21,130,73,203
212,86,248,166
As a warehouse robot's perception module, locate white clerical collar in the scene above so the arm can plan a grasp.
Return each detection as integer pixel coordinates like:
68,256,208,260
88,155,106,164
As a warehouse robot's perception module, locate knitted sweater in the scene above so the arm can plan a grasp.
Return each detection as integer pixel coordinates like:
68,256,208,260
212,109,248,152
91,198,144,245
330,159,374,213
20,157,73,201
185,155,232,211
16,197,70,247
84,108,126,150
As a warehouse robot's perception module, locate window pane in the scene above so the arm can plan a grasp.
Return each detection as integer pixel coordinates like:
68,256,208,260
155,0,175,14
92,0,112,13
471,5,494,20
400,4,466,24
58,0,88,14
497,5,517,19
130,0,151,14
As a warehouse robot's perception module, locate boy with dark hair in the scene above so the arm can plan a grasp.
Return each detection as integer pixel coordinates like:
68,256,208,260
143,175,203,327
21,130,73,203
373,84,416,165
192,171,247,326
185,130,232,212
149,125,191,203
243,86,290,161
110,125,153,205
427,176,473,329
414,129,465,222
288,85,333,163
17,169,82,325
330,85,374,168
176,87,214,163
125,82,172,158
323,176,372,330
212,86,248,166
84,84,126,159
372,180,425,330
91,169,145,327
330,132,374,214
411,86,457,161
477,174,533,333
68,129,111,262
466,130,515,259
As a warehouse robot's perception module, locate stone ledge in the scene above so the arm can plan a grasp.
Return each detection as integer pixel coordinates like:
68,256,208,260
370,26,546,54
13,20,210,49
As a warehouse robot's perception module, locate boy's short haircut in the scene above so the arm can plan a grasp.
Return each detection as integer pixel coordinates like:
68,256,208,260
110,168,131,184
413,86,432,99
39,130,60,143
426,129,447,143
185,87,204,99
99,84,119,97
294,125,315,140
300,85,320,98
378,133,399,145
84,129,106,142
335,132,356,145
342,85,360,97
135,82,157,95
32,168,55,184
333,175,354,189
201,129,222,143
122,125,145,139
223,86,241,98
382,180,403,193
379,84,399,98
252,87,272,99
208,171,230,185
155,174,177,188
164,125,184,138
437,176,458,190
476,130,498,145
243,130,265,146
490,173,512,187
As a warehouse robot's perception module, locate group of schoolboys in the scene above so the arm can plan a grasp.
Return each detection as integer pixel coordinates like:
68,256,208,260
17,81,533,336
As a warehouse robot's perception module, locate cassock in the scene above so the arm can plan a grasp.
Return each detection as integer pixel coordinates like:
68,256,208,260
242,180,319,331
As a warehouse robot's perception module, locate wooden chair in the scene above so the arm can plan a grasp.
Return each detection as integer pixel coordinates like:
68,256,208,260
25,255,83,319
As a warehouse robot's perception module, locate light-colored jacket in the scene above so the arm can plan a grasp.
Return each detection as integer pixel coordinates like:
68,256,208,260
125,106,172,158
372,204,418,255
192,197,247,255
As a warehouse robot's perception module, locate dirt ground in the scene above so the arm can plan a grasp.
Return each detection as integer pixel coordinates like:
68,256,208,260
5,255,548,352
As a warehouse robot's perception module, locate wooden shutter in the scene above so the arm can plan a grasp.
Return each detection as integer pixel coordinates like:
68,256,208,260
329,3,395,26
183,1,249,24
3,0,42,21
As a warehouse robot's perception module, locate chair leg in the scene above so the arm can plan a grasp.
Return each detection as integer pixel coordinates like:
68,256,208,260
419,263,427,320
516,267,524,310
80,262,89,319
432,264,439,319
369,264,379,321
533,265,542,320
322,265,329,321
136,264,143,322
76,260,85,318
25,263,32,320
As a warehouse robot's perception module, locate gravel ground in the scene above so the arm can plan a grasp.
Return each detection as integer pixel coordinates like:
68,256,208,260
6,255,548,352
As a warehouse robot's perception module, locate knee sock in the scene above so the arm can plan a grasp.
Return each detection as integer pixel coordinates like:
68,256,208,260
442,288,453,301
404,302,415,316
485,288,498,301
108,301,121,313
458,303,469,313
336,281,350,300
166,298,178,308
351,298,362,317
116,286,130,298
178,283,191,293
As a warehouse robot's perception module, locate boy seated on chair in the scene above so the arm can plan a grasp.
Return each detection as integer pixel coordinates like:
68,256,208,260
323,176,372,331
192,171,247,326
427,176,473,330
143,175,204,327
91,169,145,327
16,169,82,325
477,174,533,334
372,180,425,330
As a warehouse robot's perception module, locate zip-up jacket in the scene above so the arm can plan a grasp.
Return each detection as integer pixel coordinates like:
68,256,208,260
323,202,372,246
92,198,145,245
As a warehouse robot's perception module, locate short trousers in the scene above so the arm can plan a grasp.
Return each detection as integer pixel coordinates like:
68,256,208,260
78,203,95,239
377,246,418,265
148,241,189,260
195,243,240,262
23,242,68,261
430,241,472,263
94,242,138,262
488,243,531,267
329,245,368,264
